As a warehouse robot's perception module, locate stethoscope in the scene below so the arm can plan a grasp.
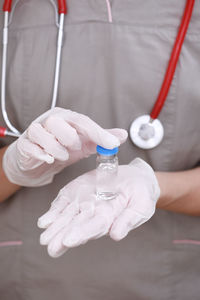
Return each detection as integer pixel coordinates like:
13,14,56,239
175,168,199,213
0,0,195,150
129,0,195,149
0,0,67,138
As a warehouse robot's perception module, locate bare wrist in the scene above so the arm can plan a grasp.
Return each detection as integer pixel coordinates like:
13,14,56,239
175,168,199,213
0,146,21,202
155,172,168,209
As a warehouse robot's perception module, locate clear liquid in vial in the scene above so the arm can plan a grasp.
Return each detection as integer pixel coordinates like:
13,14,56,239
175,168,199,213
96,147,118,201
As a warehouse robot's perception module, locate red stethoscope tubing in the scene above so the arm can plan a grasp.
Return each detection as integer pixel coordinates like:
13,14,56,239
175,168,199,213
3,0,12,12
57,0,67,14
0,127,6,137
3,0,67,14
150,0,195,120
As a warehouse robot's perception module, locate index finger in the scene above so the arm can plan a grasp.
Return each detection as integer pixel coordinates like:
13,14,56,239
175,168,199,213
58,110,121,149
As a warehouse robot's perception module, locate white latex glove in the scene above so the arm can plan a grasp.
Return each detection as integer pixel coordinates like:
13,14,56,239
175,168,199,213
3,107,127,187
38,158,160,258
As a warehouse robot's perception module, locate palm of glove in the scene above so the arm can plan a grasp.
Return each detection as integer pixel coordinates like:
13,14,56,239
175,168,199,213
38,158,160,258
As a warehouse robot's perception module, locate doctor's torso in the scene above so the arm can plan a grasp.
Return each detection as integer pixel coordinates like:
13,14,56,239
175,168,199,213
0,1,200,299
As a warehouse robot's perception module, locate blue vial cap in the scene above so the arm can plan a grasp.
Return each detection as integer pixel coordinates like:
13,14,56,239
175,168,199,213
96,145,118,156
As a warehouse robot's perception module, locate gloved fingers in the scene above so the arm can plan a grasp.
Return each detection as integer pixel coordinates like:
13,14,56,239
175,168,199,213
39,202,79,245
17,137,54,166
109,208,147,241
62,111,120,149
47,221,82,256
38,175,95,230
38,206,63,229
47,227,69,258
44,115,82,150
37,194,71,228
27,123,69,161
39,200,95,244
46,226,70,258
106,128,128,145
48,245,68,258
62,214,109,248
47,201,99,257
47,232,69,258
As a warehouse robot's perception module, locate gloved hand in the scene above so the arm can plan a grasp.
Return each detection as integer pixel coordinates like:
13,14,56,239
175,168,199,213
3,107,127,187
38,158,160,258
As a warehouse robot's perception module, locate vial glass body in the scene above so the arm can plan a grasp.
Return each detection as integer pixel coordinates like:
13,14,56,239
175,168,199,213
96,153,118,201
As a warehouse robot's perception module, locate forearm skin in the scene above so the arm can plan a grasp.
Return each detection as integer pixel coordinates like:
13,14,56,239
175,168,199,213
156,167,200,216
0,147,21,202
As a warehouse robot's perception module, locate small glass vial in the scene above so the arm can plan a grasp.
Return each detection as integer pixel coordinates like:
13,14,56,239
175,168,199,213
96,145,118,201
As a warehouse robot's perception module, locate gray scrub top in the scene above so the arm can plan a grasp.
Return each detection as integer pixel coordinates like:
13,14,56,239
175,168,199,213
0,0,200,299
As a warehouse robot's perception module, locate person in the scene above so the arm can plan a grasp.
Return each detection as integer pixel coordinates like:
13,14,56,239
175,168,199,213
1,0,200,299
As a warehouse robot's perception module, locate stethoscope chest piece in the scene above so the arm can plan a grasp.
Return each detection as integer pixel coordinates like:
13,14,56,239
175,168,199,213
129,115,164,149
